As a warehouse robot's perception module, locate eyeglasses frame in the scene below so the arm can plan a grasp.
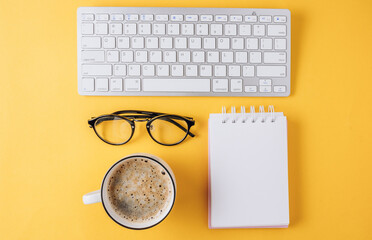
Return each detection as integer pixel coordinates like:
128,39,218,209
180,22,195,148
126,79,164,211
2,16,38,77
88,110,195,146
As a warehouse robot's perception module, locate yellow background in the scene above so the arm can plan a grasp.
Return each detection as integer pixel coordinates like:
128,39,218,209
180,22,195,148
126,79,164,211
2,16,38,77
0,0,371,239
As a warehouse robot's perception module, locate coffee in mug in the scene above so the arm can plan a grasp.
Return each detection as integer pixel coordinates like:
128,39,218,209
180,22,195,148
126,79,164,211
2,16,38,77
83,153,176,229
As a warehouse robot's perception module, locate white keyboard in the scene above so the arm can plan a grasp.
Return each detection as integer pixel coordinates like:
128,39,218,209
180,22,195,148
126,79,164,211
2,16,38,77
77,7,291,96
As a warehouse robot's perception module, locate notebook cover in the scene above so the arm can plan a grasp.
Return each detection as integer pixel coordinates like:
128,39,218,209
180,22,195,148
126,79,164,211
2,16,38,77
208,112,289,229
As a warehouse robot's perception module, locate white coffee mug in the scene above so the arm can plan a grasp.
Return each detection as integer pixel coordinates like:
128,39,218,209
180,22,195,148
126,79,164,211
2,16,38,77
83,153,176,229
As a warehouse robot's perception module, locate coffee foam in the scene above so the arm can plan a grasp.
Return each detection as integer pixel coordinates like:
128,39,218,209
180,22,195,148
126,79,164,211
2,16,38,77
107,157,173,224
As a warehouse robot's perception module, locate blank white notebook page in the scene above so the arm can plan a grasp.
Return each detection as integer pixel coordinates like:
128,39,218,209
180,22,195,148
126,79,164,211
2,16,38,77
209,112,289,228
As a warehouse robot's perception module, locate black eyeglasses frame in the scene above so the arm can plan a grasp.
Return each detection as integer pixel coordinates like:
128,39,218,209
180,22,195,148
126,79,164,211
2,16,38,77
88,110,195,146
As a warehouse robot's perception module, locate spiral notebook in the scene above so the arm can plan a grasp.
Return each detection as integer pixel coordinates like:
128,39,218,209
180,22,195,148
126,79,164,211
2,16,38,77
208,106,289,229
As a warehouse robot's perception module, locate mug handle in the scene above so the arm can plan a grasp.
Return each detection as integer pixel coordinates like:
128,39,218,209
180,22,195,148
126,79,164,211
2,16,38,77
83,190,101,204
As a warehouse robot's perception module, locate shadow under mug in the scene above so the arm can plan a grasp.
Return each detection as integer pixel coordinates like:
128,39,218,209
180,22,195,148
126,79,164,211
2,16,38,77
83,153,177,230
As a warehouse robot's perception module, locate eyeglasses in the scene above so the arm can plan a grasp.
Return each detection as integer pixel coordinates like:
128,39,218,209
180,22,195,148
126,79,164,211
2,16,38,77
88,110,195,146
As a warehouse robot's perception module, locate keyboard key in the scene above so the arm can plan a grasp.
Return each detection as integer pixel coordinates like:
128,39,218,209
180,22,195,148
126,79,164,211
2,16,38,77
243,66,254,77
250,52,262,63
232,38,244,49
107,50,119,62
157,65,170,76
185,15,198,21
82,37,101,49
196,24,209,35
253,25,265,36
239,25,251,36
96,14,109,21
143,79,210,92
171,65,184,76
214,65,227,76
135,51,148,62
111,14,124,21
204,38,215,49
246,38,258,49
192,51,205,62
168,24,180,35
257,66,286,77
231,79,243,92
110,78,123,91
128,65,141,76
125,79,141,91
207,52,219,63
146,37,159,48
189,38,202,49
160,38,173,49
181,24,194,35
275,38,286,50
274,85,286,92
245,15,257,22
211,24,223,36
274,16,287,23
230,15,243,22
114,65,126,76
215,15,227,22
143,65,155,76
96,23,109,36
171,15,183,21
186,65,197,76
164,51,176,62
268,25,286,36
225,24,237,36
150,51,162,62
222,52,233,63
235,52,248,63
260,38,273,50
103,37,115,48
141,14,154,21
110,23,123,34
131,37,144,49
264,52,286,63
175,37,187,48
154,24,166,35
117,37,130,48
259,79,272,85
81,23,93,35
244,85,257,92
82,65,112,76
123,24,136,34
200,65,212,77
259,16,272,22
81,14,94,21
139,24,151,34
212,79,228,92
125,14,139,21
217,38,230,49
201,15,213,22
228,66,241,77
81,51,104,62
82,78,94,91
96,78,109,91
260,85,272,92
156,15,168,21
121,51,134,62
179,51,191,62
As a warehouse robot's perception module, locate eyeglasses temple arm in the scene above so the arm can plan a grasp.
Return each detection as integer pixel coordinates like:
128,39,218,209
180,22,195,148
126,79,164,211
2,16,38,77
160,118,195,137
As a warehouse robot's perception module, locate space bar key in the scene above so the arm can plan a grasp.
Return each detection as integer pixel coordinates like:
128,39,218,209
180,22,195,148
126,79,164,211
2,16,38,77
143,79,211,92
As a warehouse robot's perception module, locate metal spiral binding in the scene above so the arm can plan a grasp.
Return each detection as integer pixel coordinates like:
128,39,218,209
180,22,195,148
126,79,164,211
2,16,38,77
250,106,256,123
268,105,275,122
241,106,246,123
221,105,275,123
231,106,236,123
259,105,265,122
221,106,227,123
